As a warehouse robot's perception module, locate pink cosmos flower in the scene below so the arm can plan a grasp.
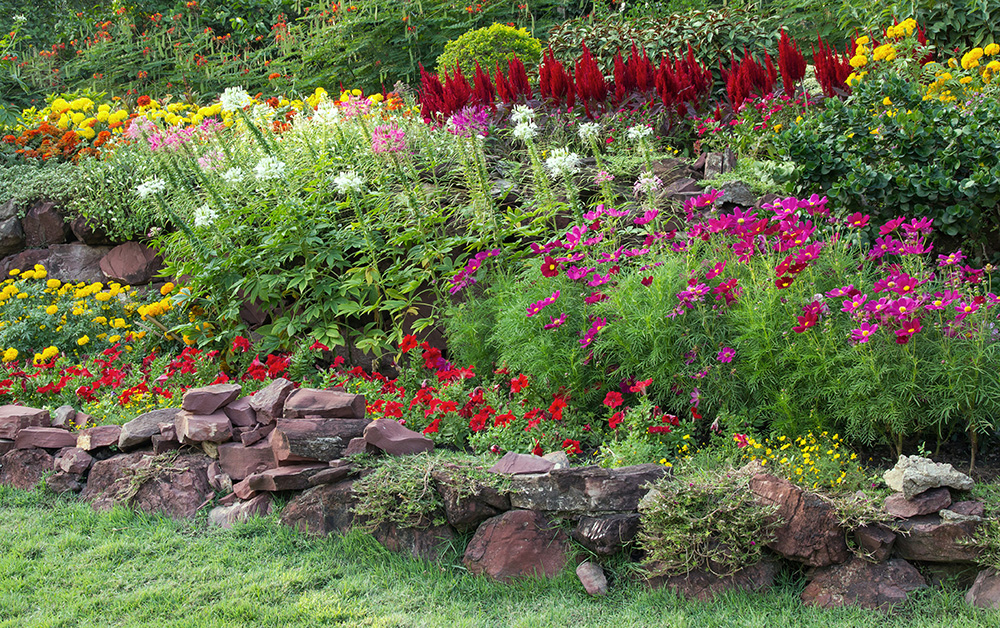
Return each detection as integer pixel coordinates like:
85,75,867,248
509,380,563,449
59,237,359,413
851,322,878,343
716,347,735,362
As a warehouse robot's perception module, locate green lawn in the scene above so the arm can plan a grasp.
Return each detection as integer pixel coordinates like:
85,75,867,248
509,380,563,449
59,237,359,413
0,486,997,627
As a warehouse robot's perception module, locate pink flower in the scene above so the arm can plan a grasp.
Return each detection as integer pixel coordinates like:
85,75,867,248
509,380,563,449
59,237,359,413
716,347,735,363
543,313,566,329
634,209,659,226
526,290,560,317
851,322,878,343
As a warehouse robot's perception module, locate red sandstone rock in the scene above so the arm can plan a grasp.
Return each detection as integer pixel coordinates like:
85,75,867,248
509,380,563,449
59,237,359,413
307,463,353,486
249,378,295,423
0,448,54,489
488,452,555,475
223,396,257,427
240,422,275,446
81,452,213,519
885,486,951,518
47,470,83,494
151,434,181,454
218,442,278,481
432,468,511,533
54,447,94,474
99,241,162,285
893,513,980,563
576,562,608,596
373,520,457,561
646,562,777,602
572,514,641,556
0,405,50,439
801,557,927,609
283,388,366,419
363,419,434,455
463,510,572,582
344,437,378,456
853,525,896,563
950,501,986,518
208,493,274,529
175,410,232,444
246,464,328,491
507,464,668,514
966,569,1000,610
280,480,358,535
232,477,257,500
76,425,121,450
182,383,242,415
270,417,369,462
15,427,76,450
0,439,12,456
22,201,70,248
749,473,849,567
119,408,179,449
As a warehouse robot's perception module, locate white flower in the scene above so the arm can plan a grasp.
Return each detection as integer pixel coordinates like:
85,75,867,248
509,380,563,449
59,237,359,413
193,204,218,228
136,178,166,198
626,125,653,141
545,148,581,178
510,104,535,125
253,156,286,180
220,167,244,184
512,121,539,142
219,86,252,112
333,170,365,194
313,101,342,126
633,171,663,197
578,122,601,142
14,14,27,23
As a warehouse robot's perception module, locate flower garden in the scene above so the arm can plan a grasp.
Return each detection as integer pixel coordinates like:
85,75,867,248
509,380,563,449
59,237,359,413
3,0,1000,618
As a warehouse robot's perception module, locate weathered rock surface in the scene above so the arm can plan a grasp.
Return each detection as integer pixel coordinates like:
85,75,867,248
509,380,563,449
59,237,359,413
0,448,54,489
0,439,13,456
883,455,974,500
966,569,1000,610
463,510,572,582
572,513,641,556
647,561,777,602
54,447,94,475
181,384,242,415
47,470,83,493
76,425,121,450
853,525,896,563
0,405,50,439
99,241,162,285
363,419,433,456
22,201,70,247
271,418,369,462
39,243,111,283
508,464,668,515
14,427,76,450
81,452,213,519
175,411,233,444
218,442,277,481
893,513,980,563
344,436,379,456
373,520,457,561
280,480,359,535
239,422,274,446
488,452,555,475
249,378,296,423
246,464,328,492
749,473,848,567
52,405,76,429
800,557,927,609
432,465,511,533
0,217,24,257
885,486,952,518
208,493,273,529
577,562,608,596
119,408,179,449
223,396,257,427
283,388,366,419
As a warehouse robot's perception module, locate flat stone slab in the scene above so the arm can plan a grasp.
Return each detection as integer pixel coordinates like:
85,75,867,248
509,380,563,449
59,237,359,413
801,557,927,609
488,452,555,475
119,408,180,449
14,427,76,450
182,383,242,415
218,442,277,481
246,464,328,492
508,464,668,515
283,388,366,419
885,486,952,518
363,419,433,455
175,411,233,444
76,425,121,450
270,418,369,462
0,405,50,439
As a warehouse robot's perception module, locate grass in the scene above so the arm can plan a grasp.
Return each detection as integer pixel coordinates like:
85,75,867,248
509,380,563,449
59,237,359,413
0,486,998,627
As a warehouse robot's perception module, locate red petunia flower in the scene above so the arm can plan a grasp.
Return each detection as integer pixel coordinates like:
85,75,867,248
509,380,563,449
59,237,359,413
603,391,623,408
400,334,418,352
510,374,529,394
562,439,582,455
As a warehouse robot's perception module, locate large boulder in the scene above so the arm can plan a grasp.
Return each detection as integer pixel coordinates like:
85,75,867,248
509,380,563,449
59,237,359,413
181,384,242,415
0,448,54,489
0,405,50,439
99,242,162,285
270,417,369,462
372,520,457,561
81,452,213,519
119,408,180,449
40,243,112,283
507,464,668,515
893,513,981,563
966,569,1000,610
22,201,70,247
0,217,24,257
280,480,359,536
749,473,849,567
463,510,573,582
883,455,974,500
801,557,927,609
646,561,777,602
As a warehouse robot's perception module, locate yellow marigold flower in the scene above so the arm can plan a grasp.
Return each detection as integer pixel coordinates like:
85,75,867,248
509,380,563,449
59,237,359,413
41,346,58,360
20,270,35,280
856,36,870,46
986,43,1000,56
112,318,126,329
92,316,108,325
94,292,112,302
46,278,61,289
77,335,89,346
2,348,17,363
160,282,175,295
108,334,121,343
15,293,27,299
45,305,58,315
960,76,974,84
8,269,18,276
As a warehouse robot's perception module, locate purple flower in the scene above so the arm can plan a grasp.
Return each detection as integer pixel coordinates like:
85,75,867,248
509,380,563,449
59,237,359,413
526,290,560,317
543,313,566,330
447,106,490,138
716,347,735,363
567,265,595,281
371,123,406,153
851,322,878,343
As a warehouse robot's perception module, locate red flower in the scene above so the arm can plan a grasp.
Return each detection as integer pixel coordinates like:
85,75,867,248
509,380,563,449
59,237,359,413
608,411,623,429
774,275,795,289
400,334,418,352
137,95,151,107
332,355,345,367
541,256,560,278
232,336,251,352
494,412,515,427
422,418,441,434
548,395,568,421
384,401,404,418
648,425,672,434
603,391,623,408
641,276,653,286
629,378,652,394
532,442,544,456
510,374,529,394
562,439,582,455
792,312,817,333
309,340,330,351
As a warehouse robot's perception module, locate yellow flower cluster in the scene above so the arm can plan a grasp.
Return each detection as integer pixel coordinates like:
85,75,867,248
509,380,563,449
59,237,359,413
925,44,1000,101
885,18,917,39
138,296,174,319
742,431,864,491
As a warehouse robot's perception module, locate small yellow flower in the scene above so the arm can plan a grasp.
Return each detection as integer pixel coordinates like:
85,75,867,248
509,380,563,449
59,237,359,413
77,335,90,346
986,43,1000,56
45,305,58,315
160,282,175,295
8,269,18,276
46,278,61,289
883,97,893,106
2,348,17,363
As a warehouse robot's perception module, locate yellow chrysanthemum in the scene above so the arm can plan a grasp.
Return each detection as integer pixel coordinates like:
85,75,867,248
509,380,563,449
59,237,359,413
2,348,17,363
77,335,90,346
45,305,58,315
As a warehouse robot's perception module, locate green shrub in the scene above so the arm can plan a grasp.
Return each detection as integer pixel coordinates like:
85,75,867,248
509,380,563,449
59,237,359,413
0,162,80,210
435,23,542,79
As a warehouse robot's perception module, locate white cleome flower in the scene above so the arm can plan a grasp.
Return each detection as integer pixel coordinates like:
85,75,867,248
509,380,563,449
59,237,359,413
511,121,539,142
219,86,252,112
332,170,365,194
312,101,342,126
220,167,244,184
545,148,581,178
578,122,601,142
253,156,286,180
626,124,653,141
136,178,166,198
193,204,218,228
510,104,535,125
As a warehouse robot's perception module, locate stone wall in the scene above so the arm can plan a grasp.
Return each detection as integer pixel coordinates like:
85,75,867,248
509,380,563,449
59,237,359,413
0,357,999,611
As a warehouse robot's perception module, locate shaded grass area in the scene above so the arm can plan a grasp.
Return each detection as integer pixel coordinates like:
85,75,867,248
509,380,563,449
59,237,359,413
0,485,998,627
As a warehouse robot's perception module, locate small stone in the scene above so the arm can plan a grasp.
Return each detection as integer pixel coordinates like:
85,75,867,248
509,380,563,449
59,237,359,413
15,427,76,450
940,508,983,523
232,478,257,500
54,447,93,474
223,397,257,427
950,501,986,518
362,419,433,455
885,486,951,518
966,569,1000,610
218,442,278,481
52,406,76,429
344,437,378,456
151,435,181,455
542,451,570,470
158,422,176,440
853,525,896,563
576,562,608,596
883,455,974,500
181,383,242,415
249,378,296,423
307,464,353,486
76,425,121,450
488,452,555,475
240,422,275,446
119,408,180,449
246,464,328,491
